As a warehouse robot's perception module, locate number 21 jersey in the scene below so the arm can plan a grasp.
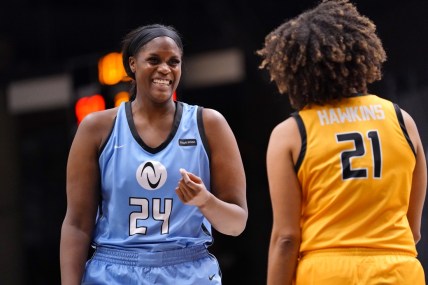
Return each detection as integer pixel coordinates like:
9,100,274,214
294,94,417,255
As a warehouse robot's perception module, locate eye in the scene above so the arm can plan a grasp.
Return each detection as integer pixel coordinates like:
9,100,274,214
168,58,181,67
147,56,160,64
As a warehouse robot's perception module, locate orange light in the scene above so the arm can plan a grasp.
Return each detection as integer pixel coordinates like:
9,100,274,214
98,52,129,85
173,91,177,101
114,91,130,107
75,95,106,124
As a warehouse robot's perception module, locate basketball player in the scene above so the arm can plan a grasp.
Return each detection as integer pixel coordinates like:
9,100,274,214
257,0,427,284
60,24,247,285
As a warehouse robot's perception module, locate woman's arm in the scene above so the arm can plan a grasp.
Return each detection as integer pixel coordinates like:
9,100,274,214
60,110,114,285
402,109,427,244
175,108,247,236
266,117,302,285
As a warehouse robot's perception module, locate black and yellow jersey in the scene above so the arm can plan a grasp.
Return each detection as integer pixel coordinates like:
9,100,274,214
294,94,417,255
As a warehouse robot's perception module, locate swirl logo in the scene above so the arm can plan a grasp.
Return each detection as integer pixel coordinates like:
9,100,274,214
136,161,167,190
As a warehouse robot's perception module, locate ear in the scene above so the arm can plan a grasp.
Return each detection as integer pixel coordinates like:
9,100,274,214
129,56,136,73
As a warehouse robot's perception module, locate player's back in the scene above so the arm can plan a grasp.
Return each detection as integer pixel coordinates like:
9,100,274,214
294,94,417,255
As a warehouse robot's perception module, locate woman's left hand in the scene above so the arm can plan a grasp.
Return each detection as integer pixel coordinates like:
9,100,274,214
175,168,213,207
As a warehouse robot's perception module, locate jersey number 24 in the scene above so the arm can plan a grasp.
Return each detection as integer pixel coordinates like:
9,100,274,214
129,198,172,235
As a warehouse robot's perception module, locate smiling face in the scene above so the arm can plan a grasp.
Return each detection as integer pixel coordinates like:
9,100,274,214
129,36,182,104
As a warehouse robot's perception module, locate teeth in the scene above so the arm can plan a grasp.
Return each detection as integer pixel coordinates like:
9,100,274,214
153,79,171,85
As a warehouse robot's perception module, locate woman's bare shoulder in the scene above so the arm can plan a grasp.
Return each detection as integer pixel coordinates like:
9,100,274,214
75,107,120,148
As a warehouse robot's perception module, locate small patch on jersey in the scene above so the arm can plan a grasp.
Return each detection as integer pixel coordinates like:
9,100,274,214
179,139,197,146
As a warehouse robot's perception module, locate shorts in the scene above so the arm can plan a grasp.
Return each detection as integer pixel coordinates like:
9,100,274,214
295,248,425,285
82,245,222,285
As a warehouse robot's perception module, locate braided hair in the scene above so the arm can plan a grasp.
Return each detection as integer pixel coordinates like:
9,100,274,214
257,0,386,110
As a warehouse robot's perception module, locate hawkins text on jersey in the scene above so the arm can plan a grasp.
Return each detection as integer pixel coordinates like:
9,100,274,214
317,104,385,126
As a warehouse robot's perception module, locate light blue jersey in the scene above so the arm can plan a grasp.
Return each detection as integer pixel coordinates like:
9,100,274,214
94,101,212,252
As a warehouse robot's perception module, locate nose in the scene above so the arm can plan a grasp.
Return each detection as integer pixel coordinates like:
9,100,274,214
157,62,171,74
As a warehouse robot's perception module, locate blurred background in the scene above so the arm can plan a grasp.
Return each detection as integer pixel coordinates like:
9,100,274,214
1,0,427,284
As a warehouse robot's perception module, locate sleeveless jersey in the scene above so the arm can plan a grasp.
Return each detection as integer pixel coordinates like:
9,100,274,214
294,94,417,255
94,101,212,251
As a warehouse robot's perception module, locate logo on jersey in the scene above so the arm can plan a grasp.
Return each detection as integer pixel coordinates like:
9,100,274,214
179,138,197,146
136,160,167,190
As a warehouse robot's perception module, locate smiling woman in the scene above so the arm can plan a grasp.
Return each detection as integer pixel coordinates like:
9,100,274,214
59,24,248,285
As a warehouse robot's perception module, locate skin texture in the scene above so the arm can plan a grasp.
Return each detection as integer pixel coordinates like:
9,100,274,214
401,110,427,244
60,35,247,285
266,117,302,285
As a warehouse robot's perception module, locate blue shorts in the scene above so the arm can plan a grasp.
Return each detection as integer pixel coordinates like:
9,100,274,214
82,245,222,285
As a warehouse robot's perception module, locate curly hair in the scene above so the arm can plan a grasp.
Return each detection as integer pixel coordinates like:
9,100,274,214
257,0,387,110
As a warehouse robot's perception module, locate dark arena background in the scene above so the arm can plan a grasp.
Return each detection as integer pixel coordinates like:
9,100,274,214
1,1,427,284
